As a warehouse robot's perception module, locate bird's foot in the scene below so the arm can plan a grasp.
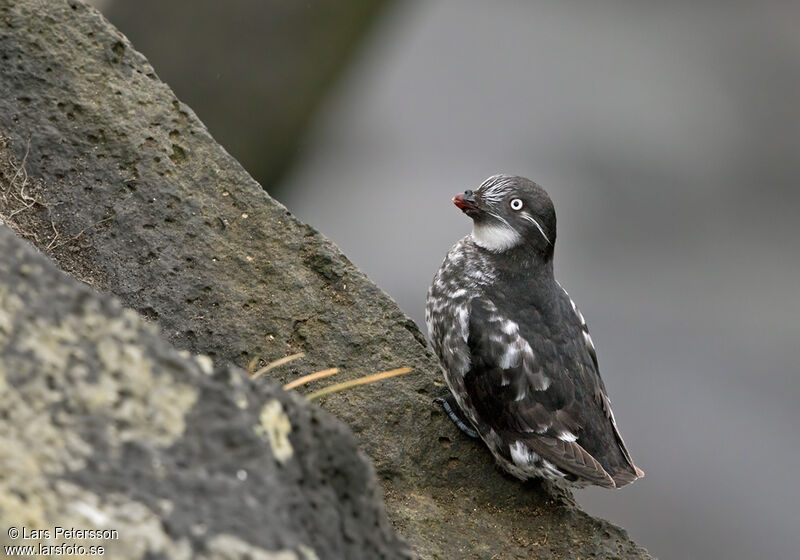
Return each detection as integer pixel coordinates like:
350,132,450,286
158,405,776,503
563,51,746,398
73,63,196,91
434,394,479,438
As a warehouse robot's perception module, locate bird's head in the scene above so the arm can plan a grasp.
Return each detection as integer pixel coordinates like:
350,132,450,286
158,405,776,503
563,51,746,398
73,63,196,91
453,174,556,257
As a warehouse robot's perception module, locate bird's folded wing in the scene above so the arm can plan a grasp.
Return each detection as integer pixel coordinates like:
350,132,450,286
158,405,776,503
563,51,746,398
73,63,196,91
523,436,616,488
464,296,626,485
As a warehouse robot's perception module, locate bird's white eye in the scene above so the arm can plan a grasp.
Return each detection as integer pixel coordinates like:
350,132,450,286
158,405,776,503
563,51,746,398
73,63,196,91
509,198,523,211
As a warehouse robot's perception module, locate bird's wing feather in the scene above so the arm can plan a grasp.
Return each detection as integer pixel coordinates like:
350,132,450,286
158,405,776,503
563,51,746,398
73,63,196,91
525,436,616,488
463,295,629,485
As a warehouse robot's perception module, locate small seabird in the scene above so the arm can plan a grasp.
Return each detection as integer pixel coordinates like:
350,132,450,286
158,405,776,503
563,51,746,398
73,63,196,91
426,174,643,488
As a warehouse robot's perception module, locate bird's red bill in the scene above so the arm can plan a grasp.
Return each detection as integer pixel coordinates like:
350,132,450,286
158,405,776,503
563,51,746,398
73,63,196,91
453,193,478,212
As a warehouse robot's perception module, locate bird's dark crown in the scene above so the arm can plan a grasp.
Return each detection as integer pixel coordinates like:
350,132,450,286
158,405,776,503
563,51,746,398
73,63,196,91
456,174,557,258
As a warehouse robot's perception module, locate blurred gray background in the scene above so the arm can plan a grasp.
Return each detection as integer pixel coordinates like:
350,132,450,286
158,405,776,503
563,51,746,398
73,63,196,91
94,1,800,558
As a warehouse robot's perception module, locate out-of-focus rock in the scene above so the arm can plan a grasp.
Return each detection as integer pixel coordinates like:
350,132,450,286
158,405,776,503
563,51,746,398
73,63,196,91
0,226,410,559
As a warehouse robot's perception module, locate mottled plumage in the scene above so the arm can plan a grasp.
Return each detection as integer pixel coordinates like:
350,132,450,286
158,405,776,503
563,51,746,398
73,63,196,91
426,175,643,488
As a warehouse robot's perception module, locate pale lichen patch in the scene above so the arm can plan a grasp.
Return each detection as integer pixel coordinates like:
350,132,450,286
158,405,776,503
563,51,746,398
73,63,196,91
57,482,193,560
194,353,214,375
18,316,82,370
200,534,300,560
297,544,321,560
255,399,293,464
0,286,23,338
229,366,250,409
15,306,198,448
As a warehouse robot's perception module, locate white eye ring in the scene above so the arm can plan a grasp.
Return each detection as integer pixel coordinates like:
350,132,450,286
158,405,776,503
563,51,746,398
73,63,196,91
509,198,523,211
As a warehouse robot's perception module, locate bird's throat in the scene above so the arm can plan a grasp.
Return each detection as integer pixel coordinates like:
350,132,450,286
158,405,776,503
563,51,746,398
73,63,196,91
471,222,522,252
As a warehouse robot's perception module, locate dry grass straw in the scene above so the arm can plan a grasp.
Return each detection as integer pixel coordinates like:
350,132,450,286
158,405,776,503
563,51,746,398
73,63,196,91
282,368,339,390
305,367,413,400
250,352,305,379
0,134,112,250
251,351,413,399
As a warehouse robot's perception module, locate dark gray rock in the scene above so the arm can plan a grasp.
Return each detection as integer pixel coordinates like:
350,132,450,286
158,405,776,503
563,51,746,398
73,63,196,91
0,225,410,559
0,1,652,558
